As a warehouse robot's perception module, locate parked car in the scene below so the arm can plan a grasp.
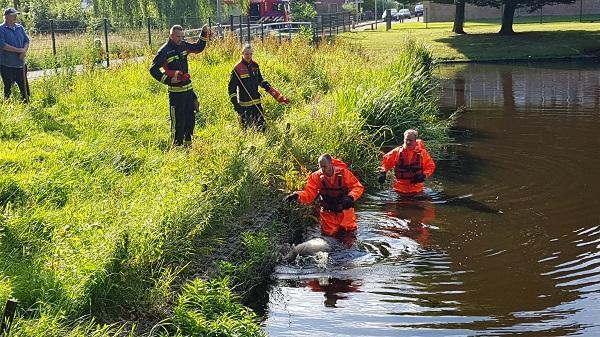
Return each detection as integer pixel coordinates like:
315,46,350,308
398,9,411,19
415,3,424,17
381,8,398,20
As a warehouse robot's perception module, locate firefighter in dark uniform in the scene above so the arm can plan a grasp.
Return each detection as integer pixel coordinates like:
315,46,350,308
228,43,289,131
149,24,208,146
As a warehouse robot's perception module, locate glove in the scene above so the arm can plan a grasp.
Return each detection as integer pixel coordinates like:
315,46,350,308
341,195,354,209
200,24,210,40
284,193,299,202
180,73,190,81
233,103,242,114
411,173,426,183
230,97,242,114
267,87,290,104
171,71,190,83
378,171,387,184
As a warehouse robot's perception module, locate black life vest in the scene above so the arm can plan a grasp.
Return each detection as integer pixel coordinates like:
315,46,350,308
394,148,424,180
319,170,349,213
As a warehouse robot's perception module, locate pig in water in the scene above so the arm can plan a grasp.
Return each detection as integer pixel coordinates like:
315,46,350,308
284,236,341,262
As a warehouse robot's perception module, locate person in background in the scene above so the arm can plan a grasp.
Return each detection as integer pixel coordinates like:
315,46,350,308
228,43,289,131
0,7,30,102
149,24,208,147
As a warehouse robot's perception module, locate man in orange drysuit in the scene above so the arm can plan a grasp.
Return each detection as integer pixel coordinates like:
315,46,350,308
285,154,364,237
378,129,436,194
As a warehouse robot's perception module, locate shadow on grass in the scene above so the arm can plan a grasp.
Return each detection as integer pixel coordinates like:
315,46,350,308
435,30,600,61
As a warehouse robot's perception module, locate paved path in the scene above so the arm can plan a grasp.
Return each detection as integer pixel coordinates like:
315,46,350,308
27,56,145,81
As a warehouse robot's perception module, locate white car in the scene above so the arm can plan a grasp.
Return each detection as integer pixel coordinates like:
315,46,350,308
398,9,411,19
415,3,424,16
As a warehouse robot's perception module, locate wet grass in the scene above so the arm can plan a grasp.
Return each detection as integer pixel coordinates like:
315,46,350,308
0,36,449,336
342,20,600,61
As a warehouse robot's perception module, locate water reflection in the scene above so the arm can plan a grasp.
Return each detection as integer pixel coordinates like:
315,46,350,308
305,277,362,308
376,197,435,246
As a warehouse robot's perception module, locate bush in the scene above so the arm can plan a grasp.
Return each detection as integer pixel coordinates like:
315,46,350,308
172,278,265,337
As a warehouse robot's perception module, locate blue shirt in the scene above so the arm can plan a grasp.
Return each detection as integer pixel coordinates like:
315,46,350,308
0,22,29,68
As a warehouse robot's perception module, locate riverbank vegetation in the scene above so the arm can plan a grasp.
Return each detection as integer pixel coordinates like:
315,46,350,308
343,20,600,61
0,36,449,336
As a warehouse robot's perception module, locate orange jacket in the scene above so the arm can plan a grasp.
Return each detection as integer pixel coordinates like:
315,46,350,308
297,158,364,206
381,140,435,193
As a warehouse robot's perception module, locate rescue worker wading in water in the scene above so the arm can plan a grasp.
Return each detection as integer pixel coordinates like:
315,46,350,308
149,24,208,146
285,154,364,237
379,129,436,194
228,43,289,131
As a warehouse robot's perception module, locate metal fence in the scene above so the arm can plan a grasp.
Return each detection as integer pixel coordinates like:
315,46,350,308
24,14,361,71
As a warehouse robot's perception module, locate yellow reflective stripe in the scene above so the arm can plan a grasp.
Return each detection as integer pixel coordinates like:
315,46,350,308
160,74,168,83
167,55,179,63
182,50,189,56
239,74,250,79
229,93,237,98
168,83,193,92
239,99,261,107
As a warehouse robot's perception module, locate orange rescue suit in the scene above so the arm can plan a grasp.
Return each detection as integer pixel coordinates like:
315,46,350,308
381,139,435,194
297,158,364,236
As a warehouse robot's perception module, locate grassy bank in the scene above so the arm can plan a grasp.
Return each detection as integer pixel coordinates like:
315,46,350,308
0,37,448,336
343,20,600,61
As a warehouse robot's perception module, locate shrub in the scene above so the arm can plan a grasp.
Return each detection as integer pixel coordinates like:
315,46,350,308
172,278,265,337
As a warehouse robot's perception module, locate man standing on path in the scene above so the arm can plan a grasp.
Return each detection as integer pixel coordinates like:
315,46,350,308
149,24,208,147
0,8,30,102
378,129,436,195
228,44,289,131
285,154,364,237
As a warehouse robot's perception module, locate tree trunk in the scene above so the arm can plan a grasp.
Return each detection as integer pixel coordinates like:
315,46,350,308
453,0,466,34
499,1,516,35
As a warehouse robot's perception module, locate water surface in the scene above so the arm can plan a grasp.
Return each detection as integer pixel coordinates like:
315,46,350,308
264,62,600,336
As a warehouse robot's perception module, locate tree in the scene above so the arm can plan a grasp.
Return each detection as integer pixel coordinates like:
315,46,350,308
290,0,317,21
468,0,576,34
432,0,466,34
453,0,466,34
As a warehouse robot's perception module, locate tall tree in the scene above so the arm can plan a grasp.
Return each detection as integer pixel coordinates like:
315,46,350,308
468,0,576,34
453,0,466,34
432,0,466,35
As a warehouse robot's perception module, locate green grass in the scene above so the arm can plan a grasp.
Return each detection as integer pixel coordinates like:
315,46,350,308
0,36,449,336
343,19,600,61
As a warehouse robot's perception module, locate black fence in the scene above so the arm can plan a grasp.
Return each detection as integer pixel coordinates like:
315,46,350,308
24,14,361,71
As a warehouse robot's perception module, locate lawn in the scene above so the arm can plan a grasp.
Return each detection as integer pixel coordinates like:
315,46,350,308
343,19,600,61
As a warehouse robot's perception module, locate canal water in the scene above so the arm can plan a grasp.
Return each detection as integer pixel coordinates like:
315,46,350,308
263,62,600,336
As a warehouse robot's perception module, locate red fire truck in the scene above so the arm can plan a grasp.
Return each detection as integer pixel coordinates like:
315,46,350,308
248,0,290,22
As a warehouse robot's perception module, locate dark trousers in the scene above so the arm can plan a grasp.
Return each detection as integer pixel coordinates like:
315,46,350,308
238,104,265,131
169,90,197,146
1,65,29,101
